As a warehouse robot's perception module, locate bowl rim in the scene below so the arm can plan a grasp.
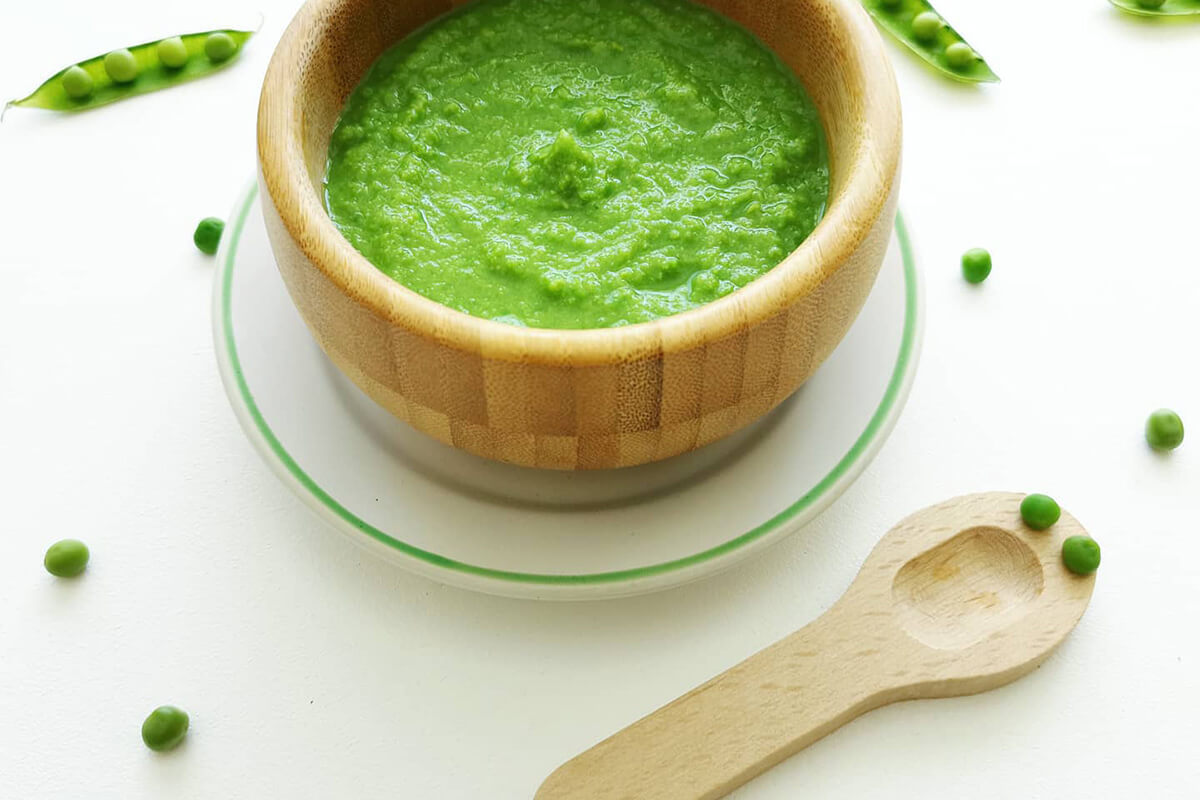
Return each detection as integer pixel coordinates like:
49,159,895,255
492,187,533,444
257,0,902,367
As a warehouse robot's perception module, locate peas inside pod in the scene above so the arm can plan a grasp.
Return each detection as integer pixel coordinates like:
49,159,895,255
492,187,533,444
60,66,94,100
911,11,943,43
1111,0,1200,16
7,28,254,113
944,42,976,70
204,32,238,63
157,37,189,69
863,0,998,84
103,49,140,84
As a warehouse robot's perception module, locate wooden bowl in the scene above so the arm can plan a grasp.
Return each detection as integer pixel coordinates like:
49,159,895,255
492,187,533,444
257,0,902,470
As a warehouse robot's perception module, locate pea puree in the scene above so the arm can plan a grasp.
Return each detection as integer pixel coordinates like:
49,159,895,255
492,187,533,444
325,0,829,329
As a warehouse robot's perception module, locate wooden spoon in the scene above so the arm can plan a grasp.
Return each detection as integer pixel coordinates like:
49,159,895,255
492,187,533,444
536,492,1096,800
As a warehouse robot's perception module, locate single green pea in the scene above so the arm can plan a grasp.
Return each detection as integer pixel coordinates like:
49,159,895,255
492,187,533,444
961,247,992,283
142,705,189,752
157,36,189,69
204,32,237,63
945,42,976,70
1145,409,1184,452
1020,494,1061,531
578,107,608,133
103,49,140,84
44,539,90,578
193,217,225,255
911,12,943,44
1136,0,1167,8
61,65,95,100
1062,536,1101,576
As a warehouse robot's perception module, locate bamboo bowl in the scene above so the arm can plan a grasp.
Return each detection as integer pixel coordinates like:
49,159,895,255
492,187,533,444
257,0,902,470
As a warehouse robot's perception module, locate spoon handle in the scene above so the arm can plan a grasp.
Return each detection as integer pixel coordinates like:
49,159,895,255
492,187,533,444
535,604,899,800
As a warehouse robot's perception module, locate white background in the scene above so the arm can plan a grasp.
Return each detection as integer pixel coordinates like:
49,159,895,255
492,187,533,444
1,0,1197,797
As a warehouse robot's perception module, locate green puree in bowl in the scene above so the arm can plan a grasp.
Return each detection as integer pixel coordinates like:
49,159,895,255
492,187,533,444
325,0,829,329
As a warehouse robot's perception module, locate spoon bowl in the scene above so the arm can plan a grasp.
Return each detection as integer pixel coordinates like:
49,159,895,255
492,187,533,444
851,493,1094,689
536,492,1096,799
893,525,1045,649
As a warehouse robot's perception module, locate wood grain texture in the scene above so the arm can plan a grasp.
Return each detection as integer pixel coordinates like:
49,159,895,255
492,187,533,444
257,0,903,469
536,493,1097,799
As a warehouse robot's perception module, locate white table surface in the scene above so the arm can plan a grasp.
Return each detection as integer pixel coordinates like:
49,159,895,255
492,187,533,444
2,1,1197,797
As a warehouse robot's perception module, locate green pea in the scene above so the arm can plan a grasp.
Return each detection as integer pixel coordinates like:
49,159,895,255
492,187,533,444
204,32,237,63
8,29,254,115
911,12,943,43
1145,409,1184,452
1020,494,1061,531
157,36,189,69
141,706,189,752
44,539,90,578
961,247,991,283
194,217,226,255
61,66,94,100
103,49,140,84
1061,536,1101,576
945,42,976,70
578,107,608,133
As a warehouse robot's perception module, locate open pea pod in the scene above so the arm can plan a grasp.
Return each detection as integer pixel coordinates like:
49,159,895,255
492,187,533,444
862,0,999,84
1109,0,1200,16
6,29,254,114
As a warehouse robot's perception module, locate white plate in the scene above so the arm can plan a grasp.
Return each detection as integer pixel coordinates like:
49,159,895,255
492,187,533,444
213,183,923,600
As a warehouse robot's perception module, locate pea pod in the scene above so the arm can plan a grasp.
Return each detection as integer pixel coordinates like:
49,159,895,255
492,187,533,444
1109,0,1200,16
5,29,254,115
862,0,999,84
